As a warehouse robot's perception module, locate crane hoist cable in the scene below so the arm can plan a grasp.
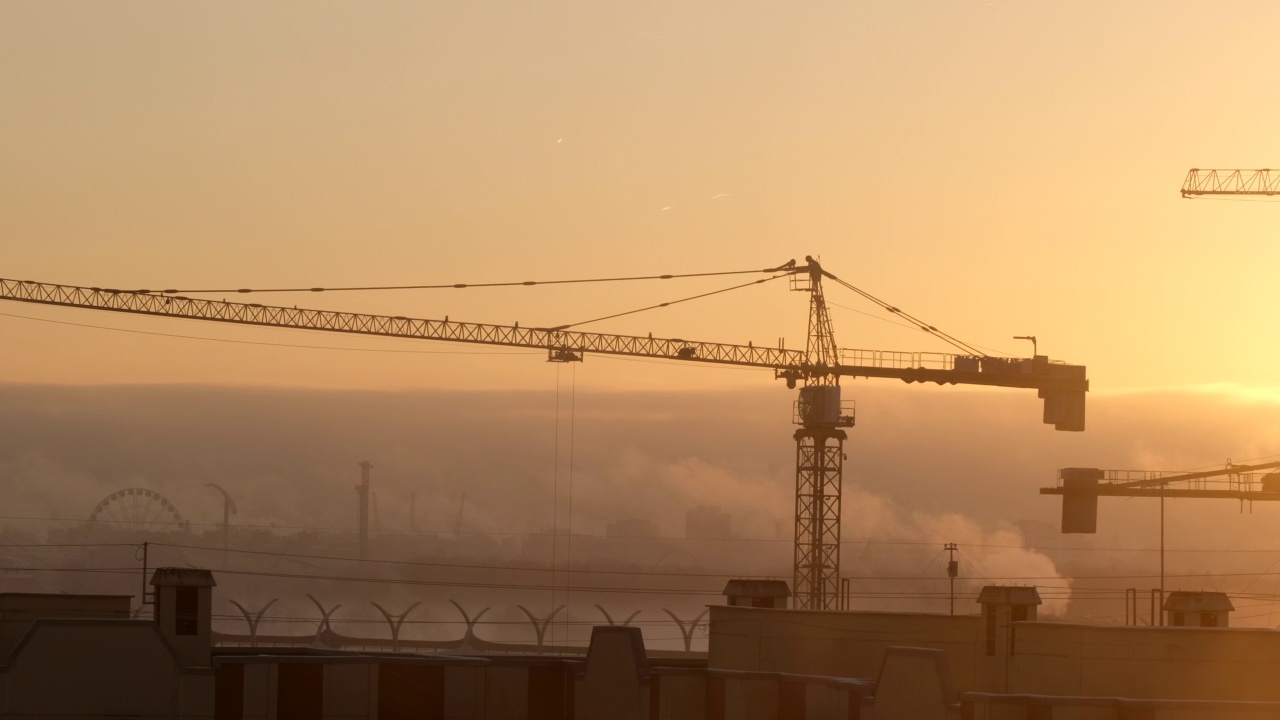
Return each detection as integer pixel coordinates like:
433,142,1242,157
134,264,795,296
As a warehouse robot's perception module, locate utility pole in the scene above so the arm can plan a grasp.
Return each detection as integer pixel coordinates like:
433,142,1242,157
945,543,959,616
455,494,467,534
356,461,372,560
139,541,150,618
409,492,417,533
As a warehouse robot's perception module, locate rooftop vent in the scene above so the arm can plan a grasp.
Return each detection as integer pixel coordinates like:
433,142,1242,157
723,579,790,609
1163,591,1234,628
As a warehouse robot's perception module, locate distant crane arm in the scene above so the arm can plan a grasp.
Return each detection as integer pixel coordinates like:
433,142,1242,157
1181,168,1280,197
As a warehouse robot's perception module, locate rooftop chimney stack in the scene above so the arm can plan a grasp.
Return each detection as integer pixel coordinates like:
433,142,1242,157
150,567,215,669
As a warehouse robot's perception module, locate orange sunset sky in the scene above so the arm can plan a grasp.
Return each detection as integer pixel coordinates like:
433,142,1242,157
3,1,1280,394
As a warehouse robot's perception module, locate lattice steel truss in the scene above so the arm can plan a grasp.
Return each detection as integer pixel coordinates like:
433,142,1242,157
1182,168,1280,197
793,428,847,610
0,276,1087,394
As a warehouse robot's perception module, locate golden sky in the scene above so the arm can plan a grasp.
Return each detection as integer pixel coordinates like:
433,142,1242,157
3,1,1280,393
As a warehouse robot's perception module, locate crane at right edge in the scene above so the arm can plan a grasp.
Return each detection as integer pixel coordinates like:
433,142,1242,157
1181,169,1280,197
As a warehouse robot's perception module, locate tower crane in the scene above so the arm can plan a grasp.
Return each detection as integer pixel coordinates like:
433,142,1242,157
1181,169,1280,197
0,256,1090,610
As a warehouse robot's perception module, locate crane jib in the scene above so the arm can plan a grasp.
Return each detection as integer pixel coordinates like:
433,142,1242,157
0,277,1088,429
0,277,807,368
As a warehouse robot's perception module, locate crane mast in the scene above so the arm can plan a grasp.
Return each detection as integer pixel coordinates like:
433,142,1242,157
0,258,1089,610
790,258,853,609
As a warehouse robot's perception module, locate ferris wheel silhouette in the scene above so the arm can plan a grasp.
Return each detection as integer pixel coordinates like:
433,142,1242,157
88,488,186,532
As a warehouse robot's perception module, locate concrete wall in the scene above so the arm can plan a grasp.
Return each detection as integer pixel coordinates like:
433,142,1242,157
1,619,212,720
962,693,1280,720
575,626,650,720
710,605,983,690
323,663,376,720
723,673,778,720
445,665,485,719
711,605,1280,705
226,654,578,720
0,593,130,659
651,669,706,720
704,670,869,720
873,647,957,720
1008,622,1280,701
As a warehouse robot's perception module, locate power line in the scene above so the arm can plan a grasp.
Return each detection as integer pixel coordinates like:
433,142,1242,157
149,542,778,580
20,555,1280,585
185,566,728,597
23,560,1280,609
0,562,727,597
0,542,137,549
9,518,1280,555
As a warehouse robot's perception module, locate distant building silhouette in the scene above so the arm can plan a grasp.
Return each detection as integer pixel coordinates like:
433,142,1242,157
605,518,660,539
685,505,732,540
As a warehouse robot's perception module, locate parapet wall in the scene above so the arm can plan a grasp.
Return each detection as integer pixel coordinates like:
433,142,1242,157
1008,621,1280,701
709,605,983,689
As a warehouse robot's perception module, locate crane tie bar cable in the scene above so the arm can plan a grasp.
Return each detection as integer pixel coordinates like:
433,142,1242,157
138,262,798,295
548,273,792,332
823,272,988,357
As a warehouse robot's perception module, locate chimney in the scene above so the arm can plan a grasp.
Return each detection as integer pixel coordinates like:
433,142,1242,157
977,586,1041,657
150,567,216,669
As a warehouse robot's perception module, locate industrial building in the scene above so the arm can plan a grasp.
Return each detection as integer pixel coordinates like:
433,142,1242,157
1,568,1277,719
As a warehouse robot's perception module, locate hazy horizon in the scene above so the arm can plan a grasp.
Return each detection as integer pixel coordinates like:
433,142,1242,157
4,381,1280,630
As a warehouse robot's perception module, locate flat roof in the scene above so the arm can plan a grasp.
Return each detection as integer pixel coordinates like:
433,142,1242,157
0,593,132,601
